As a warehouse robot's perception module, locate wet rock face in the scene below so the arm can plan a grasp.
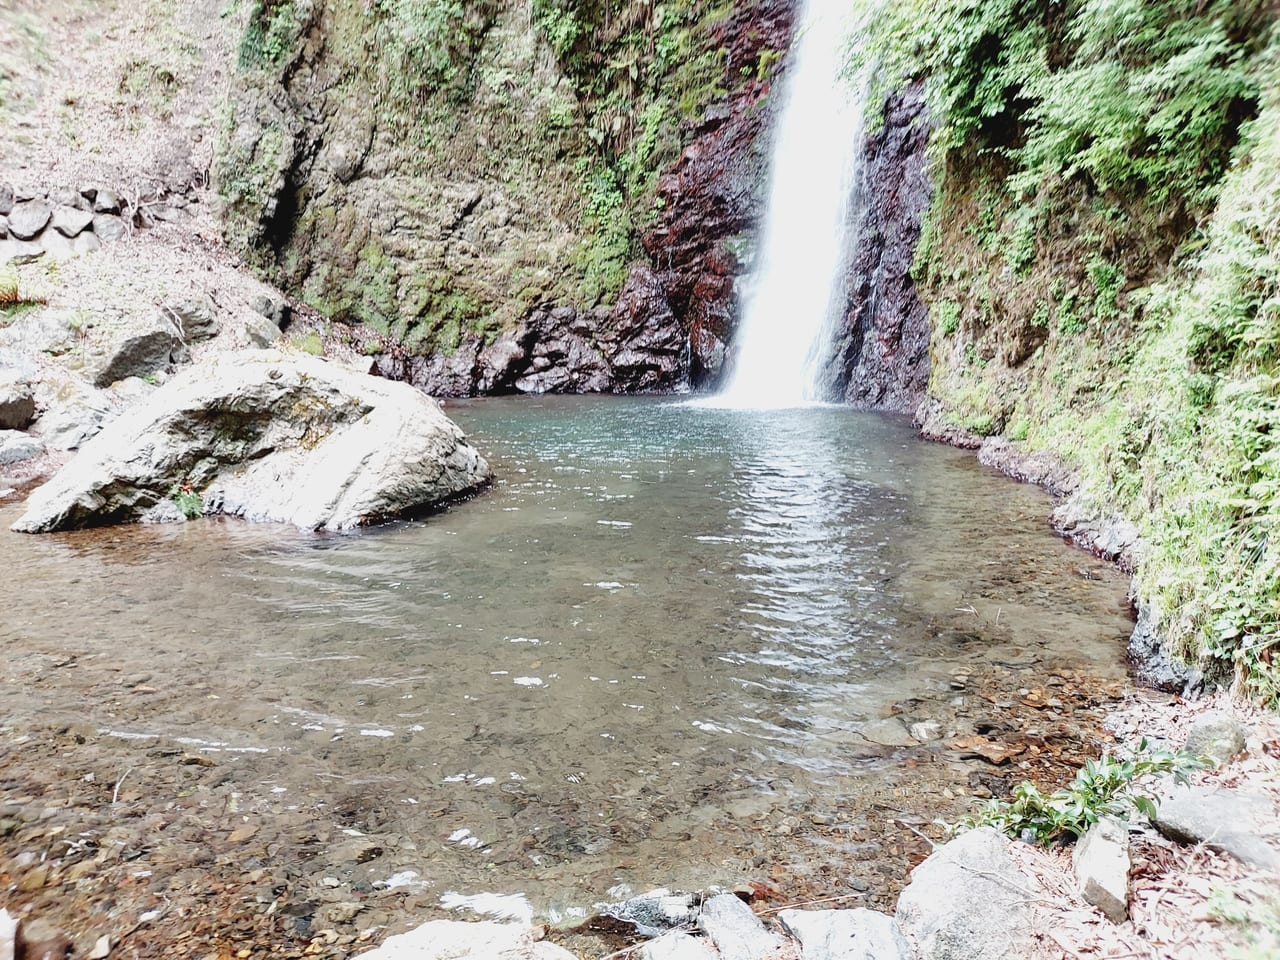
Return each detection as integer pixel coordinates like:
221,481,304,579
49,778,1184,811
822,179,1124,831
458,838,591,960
373,263,689,397
367,1,791,399
640,1,795,391
822,82,932,413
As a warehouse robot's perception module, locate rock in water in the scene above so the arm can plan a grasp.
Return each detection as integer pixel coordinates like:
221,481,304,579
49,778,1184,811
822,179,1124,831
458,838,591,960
894,827,1037,960
779,907,911,960
600,889,701,938
12,350,491,533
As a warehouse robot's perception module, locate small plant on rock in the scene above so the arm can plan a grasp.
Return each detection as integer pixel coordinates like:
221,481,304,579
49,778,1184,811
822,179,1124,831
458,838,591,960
169,482,204,520
962,739,1204,846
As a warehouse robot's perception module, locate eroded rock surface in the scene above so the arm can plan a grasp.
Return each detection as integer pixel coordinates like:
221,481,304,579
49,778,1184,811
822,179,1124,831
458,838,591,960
823,82,932,412
13,350,491,533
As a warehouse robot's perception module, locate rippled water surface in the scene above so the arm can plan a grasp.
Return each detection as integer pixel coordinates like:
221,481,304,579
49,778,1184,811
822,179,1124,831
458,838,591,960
2,397,1134,918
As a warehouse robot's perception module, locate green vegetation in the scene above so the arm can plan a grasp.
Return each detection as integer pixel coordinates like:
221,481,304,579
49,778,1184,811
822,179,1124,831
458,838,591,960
168,483,204,520
964,740,1202,845
238,0,304,68
1208,883,1280,959
221,0,776,355
289,331,324,356
862,0,1280,699
0,268,48,323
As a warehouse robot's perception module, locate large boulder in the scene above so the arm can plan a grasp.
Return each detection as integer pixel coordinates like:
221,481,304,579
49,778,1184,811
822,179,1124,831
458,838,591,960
894,827,1037,960
87,311,186,387
1153,786,1280,870
12,350,492,533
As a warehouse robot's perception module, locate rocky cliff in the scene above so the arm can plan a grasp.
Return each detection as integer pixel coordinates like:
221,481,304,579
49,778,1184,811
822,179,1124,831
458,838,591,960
217,0,796,396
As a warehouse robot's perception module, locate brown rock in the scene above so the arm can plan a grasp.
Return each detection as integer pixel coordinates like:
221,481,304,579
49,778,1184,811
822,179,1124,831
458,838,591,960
946,735,1027,765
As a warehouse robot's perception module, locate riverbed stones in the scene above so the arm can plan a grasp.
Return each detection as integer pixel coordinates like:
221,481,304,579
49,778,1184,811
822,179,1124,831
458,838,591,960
354,920,575,959
0,183,13,215
895,827,1037,960
601,889,700,937
1184,712,1247,767
696,893,781,958
1072,817,1129,922
12,349,492,533
779,908,911,960
1153,786,1280,869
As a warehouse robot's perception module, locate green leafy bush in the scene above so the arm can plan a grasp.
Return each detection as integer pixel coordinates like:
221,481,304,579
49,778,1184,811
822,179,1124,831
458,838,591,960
964,740,1203,845
169,484,204,520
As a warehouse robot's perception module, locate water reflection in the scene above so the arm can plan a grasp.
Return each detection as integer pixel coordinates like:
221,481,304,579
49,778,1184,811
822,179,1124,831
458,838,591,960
0,396,1133,913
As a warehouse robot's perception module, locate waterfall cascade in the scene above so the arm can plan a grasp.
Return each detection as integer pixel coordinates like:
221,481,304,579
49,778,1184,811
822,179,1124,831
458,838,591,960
711,0,871,408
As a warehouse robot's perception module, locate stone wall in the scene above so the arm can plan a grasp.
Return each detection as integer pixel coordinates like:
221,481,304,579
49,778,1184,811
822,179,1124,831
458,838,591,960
0,181,196,263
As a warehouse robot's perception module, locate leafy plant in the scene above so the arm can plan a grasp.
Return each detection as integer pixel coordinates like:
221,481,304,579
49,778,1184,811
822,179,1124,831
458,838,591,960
169,483,204,520
963,739,1204,845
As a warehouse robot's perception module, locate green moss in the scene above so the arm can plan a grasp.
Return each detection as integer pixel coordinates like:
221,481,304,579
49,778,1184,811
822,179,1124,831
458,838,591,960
908,12,1280,699
290,332,325,356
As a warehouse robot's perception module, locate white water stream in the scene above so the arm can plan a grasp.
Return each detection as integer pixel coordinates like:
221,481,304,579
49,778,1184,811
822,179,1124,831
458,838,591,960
713,0,872,408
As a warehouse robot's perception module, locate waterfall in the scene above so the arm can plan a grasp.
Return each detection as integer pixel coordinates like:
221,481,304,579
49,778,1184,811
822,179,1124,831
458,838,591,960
712,0,871,409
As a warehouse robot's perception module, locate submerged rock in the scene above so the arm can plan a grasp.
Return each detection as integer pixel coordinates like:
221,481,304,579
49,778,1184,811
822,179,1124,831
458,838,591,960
599,888,700,938
12,350,491,533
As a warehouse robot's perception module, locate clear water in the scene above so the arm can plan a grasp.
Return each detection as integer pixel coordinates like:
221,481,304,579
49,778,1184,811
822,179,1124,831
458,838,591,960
716,0,871,407
1,397,1132,918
